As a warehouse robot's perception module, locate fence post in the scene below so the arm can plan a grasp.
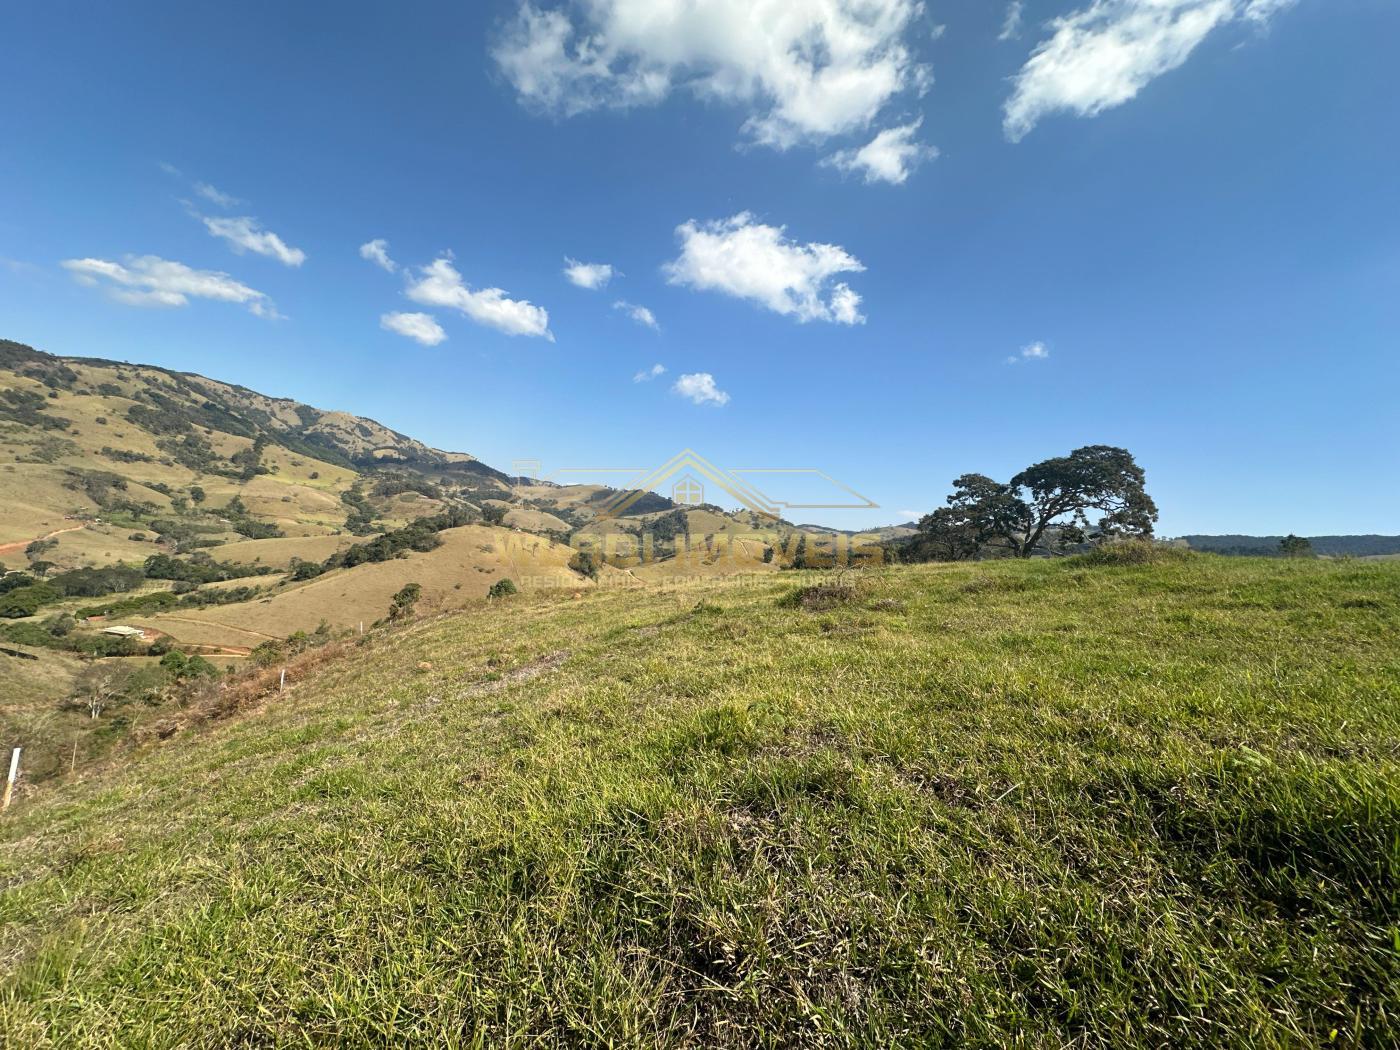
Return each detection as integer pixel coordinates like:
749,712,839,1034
2,748,20,811
279,669,286,692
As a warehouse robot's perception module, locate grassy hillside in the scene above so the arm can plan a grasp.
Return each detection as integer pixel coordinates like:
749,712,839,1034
2,555,1397,1047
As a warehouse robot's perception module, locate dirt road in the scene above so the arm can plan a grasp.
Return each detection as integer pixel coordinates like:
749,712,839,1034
0,524,86,558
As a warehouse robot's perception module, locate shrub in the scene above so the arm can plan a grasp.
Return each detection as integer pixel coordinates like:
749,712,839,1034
780,582,857,611
569,550,600,580
0,582,59,618
388,583,422,621
489,578,518,599
250,640,284,668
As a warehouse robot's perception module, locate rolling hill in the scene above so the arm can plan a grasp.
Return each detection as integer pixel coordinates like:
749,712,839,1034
0,338,870,761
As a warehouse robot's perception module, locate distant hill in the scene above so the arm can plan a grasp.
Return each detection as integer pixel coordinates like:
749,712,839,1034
1180,534,1400,557
0,338,508,481
1,338,864,716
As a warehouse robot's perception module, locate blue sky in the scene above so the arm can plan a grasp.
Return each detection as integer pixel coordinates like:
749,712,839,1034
1,0,1396,535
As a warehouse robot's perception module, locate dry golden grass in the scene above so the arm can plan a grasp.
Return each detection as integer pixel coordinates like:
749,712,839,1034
22,523,156,571
0,644,85,707
510,483,608,507
214,534,358,568
502,507,569,532
0,370,357,560
137,525,592,646
0,465,92,552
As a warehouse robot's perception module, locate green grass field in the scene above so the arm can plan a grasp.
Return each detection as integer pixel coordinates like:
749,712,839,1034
2,555,1397,1047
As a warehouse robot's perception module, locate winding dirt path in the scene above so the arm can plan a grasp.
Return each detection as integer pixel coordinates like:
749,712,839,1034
143,615,279,643
0,524,86,558
137,625,251,658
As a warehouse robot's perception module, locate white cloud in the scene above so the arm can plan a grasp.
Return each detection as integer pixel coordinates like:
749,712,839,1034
999,1,1025,41
1007,340,1050,364
405,256,553,340
563,257,614,289
664,213,865,325
1241,0,1296,23
202,215,306,267
62,255,280,318
633,363,667,382
194,182,241,208
157,161,183,177
614,300,659,331
381,311,446,347
1004,0,1296,142
493,0,929,150
824,118,937,185
673,372,730,406
360,238,397,273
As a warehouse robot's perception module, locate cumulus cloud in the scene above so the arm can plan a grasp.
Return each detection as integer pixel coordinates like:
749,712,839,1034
824,118,937,185
405,256,553,340
563,257,614,289
673,372,730,406
614,300,659,331
202,215,306,267
1004,0,1296,141
62,255,280,318
664,213,865,325
1007,340,1050,364
493,0,929,150
360,239,397,273
633,363,666,382
194,182,242,208
381,311,446,347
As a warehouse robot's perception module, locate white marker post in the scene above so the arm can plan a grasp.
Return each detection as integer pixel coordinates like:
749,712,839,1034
2,748,20,812
279,669,287,692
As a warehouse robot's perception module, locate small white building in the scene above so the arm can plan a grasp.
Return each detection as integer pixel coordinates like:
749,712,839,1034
100,625,146,640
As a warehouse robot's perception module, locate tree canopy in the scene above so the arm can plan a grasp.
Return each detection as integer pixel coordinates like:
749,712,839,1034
913,445,1157,560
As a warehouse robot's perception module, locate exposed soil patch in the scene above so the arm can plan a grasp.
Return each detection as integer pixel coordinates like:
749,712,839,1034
460,649,572,698
0,523,85,557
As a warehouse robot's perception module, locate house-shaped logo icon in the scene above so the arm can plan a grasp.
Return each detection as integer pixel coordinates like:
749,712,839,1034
672,475,705,506
595,450,782,520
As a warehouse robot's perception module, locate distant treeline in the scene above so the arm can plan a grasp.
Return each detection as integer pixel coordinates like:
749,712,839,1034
1180,535,1400,557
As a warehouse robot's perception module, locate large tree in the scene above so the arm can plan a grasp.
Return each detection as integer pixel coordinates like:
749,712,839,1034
906,505,983,562
917,445,1157,559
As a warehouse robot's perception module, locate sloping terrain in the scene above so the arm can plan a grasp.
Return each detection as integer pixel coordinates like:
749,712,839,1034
1,340,845,715
2,556,1396,1047
131,525,599,644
